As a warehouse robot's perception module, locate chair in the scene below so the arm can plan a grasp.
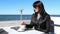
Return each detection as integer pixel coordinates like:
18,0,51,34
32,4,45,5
49,20,54,34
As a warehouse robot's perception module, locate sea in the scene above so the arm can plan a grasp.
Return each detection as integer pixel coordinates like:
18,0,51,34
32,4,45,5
0,15,60,21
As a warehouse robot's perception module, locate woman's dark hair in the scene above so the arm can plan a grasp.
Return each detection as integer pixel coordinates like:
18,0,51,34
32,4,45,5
33,1,49,19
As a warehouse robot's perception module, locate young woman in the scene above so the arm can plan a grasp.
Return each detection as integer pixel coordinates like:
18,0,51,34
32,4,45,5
20,1,51,34
25,1,51,33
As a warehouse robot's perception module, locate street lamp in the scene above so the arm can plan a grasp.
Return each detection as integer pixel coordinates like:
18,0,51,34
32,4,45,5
36,0,40,1
20,9,24,21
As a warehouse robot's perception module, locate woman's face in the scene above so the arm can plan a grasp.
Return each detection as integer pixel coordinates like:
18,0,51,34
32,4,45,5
34,7,39,13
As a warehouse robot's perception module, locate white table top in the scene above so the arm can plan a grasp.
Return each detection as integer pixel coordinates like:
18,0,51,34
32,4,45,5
0,27,45,34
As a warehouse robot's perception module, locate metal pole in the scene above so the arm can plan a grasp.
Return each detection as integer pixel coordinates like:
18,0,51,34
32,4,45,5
21,10,22,20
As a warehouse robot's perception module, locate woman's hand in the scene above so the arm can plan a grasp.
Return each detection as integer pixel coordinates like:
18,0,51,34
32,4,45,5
20,21,26,25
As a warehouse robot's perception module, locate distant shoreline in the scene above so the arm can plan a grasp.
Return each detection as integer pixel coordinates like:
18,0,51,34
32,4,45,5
0,15,60,17
0,15,60,21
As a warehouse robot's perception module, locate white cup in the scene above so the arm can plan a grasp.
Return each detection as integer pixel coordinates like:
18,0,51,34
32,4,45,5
17,25,26,32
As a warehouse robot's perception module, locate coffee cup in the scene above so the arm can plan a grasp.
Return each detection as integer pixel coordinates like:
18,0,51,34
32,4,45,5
17,21,26,32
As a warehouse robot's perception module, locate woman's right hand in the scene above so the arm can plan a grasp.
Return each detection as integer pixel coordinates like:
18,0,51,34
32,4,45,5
19,21,26,25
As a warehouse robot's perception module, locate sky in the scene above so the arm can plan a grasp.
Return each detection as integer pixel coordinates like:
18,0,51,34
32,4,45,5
0,0,60,15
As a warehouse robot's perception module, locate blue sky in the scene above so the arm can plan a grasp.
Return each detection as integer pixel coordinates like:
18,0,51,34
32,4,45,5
0,0,60,15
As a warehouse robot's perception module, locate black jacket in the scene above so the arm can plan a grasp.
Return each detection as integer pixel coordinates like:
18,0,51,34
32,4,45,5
26,13,51,33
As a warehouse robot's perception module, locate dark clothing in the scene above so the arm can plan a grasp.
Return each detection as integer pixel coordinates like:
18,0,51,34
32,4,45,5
26,13,51,33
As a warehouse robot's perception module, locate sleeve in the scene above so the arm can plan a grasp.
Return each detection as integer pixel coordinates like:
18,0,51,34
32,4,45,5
26,14,34,28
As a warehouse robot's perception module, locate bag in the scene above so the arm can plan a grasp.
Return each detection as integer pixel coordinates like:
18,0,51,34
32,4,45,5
0,29,8,34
